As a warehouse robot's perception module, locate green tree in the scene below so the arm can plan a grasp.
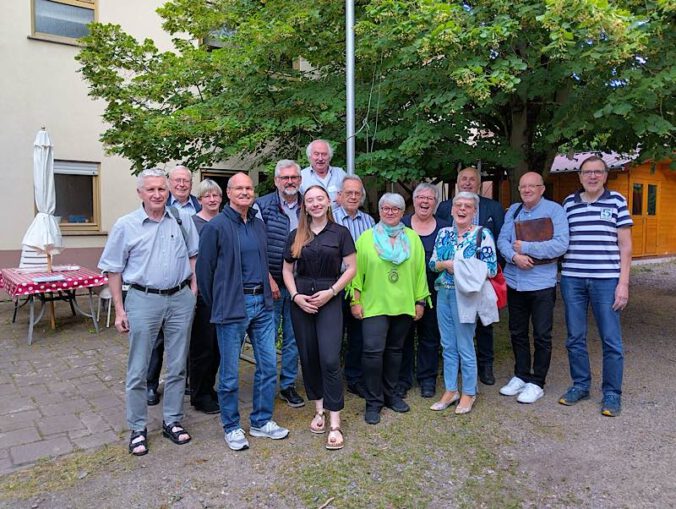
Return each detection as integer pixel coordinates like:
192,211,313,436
77,0,674,199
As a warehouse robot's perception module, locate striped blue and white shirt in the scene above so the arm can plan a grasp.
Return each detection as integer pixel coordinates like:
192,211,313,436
561,189,632,279
332,207,375,242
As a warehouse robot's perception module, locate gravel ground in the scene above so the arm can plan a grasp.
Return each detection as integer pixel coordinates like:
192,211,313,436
1,260,675,508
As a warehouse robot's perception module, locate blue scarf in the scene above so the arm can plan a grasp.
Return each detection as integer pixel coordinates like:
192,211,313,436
373,221,410,265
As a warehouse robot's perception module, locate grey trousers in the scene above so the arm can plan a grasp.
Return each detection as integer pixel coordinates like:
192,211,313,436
125,286,196,431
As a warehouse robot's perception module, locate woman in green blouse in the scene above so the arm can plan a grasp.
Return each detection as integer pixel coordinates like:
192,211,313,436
349,193,430,425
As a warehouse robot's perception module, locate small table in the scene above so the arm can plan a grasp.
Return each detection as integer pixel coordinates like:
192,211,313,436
0,267,108,345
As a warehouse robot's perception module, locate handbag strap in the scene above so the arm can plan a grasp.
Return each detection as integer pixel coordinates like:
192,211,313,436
475,226,483,259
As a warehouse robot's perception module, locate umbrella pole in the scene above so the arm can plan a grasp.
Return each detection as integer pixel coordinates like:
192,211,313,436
47,254,56,329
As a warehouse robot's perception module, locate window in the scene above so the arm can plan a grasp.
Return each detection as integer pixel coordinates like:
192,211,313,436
32,0,96,44
647,184,657,216
631,183,643,215
54,160,100,233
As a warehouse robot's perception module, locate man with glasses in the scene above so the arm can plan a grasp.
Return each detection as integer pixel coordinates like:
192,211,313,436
333,175,375,397
255,160,305,408
437,166,505,385
558,156,632,417
146,165,202,407
197,172,289,451
497,172,569,404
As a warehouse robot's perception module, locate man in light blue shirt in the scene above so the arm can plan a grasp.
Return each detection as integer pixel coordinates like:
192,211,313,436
99,168,199,456
497,172,569,404
300,139,346,208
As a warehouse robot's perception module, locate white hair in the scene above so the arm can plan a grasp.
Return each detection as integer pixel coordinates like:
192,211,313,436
136,168,167,190
378,192,405,210
274,159,301,177
305,139,334,161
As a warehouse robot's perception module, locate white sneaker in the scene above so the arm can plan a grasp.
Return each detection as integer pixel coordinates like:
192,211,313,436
225,428,249,451
249,420,289,440
517,383,544,404
499,376,526,396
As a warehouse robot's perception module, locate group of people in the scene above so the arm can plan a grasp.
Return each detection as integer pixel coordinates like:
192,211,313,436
99,143,632,457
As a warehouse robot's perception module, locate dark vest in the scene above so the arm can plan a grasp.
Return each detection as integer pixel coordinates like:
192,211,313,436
256,191,301,283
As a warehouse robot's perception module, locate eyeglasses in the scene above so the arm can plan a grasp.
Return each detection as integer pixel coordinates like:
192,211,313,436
380,207,401,214
277,175,300,181
415,195,436,201
518,184,544,190
580,169,605,177
341,191,362,198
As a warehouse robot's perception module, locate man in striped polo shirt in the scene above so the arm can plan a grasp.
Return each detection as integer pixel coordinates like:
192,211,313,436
558,155,633,417
333,175,375,398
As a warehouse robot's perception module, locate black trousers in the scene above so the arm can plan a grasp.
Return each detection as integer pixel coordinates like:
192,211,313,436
507,286,557,388
291,278,344,412
343,298,364,385
362,314,413,411
475,321,494,369
147,330,164,391
189,294,220,405
398,290,440,389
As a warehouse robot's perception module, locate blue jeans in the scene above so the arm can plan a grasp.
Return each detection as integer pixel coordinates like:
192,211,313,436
560,276,623,396
437,288,478,396
273,287,299,389
216,294,277,433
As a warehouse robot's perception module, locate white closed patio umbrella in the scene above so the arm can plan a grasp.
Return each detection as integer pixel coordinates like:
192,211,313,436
22,128,63,329
22,128,63,265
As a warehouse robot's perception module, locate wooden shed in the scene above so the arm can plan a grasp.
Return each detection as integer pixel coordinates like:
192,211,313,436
549,155,676,258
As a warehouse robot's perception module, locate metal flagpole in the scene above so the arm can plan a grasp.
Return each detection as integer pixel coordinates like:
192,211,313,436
346,0,355,175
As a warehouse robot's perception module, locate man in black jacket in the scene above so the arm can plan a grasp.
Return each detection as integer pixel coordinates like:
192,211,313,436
197,172,289,451
255,160,305,408
436,166,505,385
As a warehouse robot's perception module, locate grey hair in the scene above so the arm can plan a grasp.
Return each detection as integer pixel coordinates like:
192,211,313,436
412,182,440,202
168,165,191,178
452,191,479,210
305,139,334,161
378,192,405,211
136,168,167,190
196,178,222,198
274,159,301,177
341,174,367,206
459,166,481,183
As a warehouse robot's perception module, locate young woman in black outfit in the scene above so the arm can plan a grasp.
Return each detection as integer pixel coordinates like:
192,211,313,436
282,185,356,450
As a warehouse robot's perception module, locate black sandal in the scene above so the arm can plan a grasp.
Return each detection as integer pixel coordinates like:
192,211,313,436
162,421,192,445
128,429,148,456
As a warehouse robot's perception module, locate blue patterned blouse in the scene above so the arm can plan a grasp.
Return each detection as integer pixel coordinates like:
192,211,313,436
429,225,498,290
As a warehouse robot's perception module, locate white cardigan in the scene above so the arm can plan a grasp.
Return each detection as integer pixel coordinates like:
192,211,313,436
453,255,499,326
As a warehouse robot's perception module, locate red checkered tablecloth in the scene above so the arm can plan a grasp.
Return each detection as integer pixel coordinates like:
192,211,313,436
0,267,108,298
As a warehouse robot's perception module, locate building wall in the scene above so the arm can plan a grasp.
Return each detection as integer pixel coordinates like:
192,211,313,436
0,1,177,267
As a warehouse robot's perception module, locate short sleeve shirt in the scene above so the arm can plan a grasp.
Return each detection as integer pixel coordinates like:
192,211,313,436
284,222,355,279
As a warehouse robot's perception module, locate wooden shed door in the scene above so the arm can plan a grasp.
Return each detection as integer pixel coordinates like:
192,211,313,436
630,181,658,256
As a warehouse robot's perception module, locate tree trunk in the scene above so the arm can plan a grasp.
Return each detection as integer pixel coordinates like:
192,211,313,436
509,99,530,203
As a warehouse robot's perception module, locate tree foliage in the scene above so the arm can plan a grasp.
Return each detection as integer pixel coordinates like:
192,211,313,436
77,0,674,194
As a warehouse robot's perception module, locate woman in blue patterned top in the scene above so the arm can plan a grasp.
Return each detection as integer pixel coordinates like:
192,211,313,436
429,192,497,414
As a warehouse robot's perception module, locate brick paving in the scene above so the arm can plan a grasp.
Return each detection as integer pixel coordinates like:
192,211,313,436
0,297,257,475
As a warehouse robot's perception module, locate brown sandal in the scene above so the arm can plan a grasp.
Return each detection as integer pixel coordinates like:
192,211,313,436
326,427,344,450
310,411,325,434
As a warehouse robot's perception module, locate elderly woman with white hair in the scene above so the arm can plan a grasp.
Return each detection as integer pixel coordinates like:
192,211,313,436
349,193,430,425
429,191,498,415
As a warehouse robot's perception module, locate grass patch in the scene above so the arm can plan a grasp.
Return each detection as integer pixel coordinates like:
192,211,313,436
269,396,529,508
0,443,132,500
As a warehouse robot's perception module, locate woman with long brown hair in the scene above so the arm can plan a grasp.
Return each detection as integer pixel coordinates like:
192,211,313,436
282,185,356,450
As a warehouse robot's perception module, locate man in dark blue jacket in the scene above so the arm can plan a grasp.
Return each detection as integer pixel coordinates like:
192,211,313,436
255,160,305,408
197,172,289,451
436,166,505,386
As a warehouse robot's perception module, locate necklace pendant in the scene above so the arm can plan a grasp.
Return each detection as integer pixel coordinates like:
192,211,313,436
388,268,399,283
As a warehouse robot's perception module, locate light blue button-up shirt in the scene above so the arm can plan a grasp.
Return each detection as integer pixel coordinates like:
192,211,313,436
300,165,347,207
98,205,199,289
332,206,375,242
498,197,569,291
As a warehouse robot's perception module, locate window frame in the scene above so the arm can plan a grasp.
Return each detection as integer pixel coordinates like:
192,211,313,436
30,0,97,46
53,160,101,234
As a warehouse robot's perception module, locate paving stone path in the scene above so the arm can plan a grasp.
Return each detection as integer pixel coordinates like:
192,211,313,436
0,298,256,474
